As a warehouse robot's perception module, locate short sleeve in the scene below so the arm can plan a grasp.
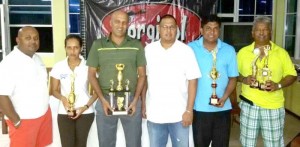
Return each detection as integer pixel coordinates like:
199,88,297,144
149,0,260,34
237,49,244,75
86,40,100,68
282,50,297,77
0,63,15,96
49,64,61,80
227,48,239,77
185,46,201,80
136,40,146,67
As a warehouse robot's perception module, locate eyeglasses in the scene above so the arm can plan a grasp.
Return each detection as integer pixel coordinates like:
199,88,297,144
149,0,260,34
160,25,177,30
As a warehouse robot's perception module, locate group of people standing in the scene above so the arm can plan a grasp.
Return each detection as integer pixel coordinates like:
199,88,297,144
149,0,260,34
0,9,297,147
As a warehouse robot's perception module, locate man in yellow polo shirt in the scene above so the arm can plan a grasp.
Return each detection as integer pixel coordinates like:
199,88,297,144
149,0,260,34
237,16,297,147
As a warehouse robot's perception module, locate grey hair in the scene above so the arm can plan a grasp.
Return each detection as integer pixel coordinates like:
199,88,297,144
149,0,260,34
252,16,272,31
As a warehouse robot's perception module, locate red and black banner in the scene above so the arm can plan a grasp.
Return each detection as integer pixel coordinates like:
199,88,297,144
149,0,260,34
84,0,216,54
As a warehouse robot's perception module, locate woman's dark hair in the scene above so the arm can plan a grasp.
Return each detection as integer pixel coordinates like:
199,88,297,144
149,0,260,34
64,34,83,47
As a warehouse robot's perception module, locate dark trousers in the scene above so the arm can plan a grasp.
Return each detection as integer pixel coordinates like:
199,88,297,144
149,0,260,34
192,110,231,147
57,113,94,147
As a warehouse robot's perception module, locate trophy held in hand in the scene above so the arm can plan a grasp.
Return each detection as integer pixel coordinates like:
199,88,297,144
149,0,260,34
67,74,76,118
209,49,220,105
108,64,131,115
258,45,271,91
250,45,271,90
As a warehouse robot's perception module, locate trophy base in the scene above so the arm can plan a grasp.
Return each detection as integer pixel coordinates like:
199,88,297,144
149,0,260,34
259,84,271,91
250,81,259,89
109,89,131,116
259,84,266,90
113,111,128,115
67,110,76,118
108,109,132,116
265,88,271,91
209,96,219,105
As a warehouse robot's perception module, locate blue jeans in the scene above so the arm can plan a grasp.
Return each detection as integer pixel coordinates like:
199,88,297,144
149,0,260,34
147,120,189,147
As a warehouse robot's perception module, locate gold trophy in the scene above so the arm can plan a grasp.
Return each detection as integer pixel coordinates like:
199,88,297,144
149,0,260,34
250,48,261,88
116,64,125,91
250,45,271,90
117,97,125,111
209,50,220,105
108,64,131,115
67,74,76,117
258,45,271,91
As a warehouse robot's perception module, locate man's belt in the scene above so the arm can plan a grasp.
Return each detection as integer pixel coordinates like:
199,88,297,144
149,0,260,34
239,95,253,106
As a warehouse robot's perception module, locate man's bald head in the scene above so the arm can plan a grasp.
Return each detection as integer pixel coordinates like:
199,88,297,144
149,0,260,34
17,26,38,38
111,10,129,22
16,26,40,57
109,10,129,42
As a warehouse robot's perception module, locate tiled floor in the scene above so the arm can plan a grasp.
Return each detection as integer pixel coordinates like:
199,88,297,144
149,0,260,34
1,112,299,147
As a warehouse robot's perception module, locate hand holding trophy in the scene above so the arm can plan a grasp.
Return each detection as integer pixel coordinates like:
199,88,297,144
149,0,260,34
250,45,271,90
67,73,76,117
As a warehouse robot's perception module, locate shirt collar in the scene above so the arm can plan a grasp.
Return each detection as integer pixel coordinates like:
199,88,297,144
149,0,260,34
250,41,275,53
64,55,85,68
14,46,37,60
198,37,222,52
105,34,132,43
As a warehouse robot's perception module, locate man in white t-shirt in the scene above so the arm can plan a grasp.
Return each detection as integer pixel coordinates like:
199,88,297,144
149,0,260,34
0,26,52,147
142,14,201,147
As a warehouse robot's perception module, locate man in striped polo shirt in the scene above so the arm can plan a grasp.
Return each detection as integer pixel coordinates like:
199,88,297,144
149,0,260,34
87,10,146,147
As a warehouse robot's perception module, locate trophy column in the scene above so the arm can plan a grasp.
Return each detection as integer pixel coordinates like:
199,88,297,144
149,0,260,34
250,48,260,88
209,50,220,105
67,73,76,117
258,45,271,91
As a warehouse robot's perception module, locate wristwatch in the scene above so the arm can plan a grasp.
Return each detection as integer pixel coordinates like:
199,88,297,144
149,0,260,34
278,83,282,89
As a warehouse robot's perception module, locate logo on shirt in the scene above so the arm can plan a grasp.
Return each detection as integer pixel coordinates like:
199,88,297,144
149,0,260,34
60,74,68,79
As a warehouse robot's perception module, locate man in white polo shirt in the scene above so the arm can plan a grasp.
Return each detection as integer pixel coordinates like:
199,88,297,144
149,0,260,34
0,26,52,147
142,14,201,147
